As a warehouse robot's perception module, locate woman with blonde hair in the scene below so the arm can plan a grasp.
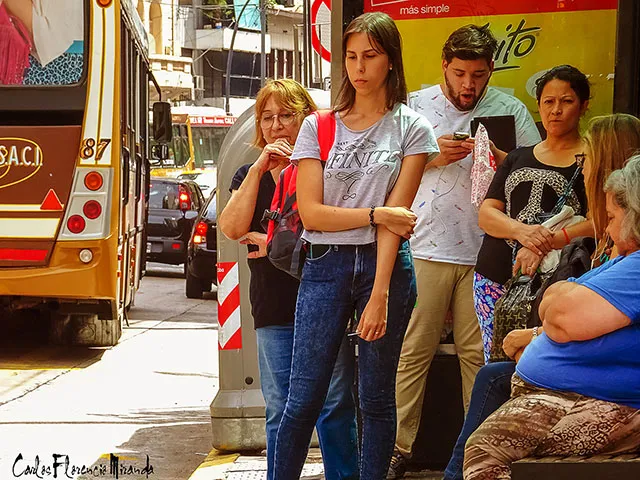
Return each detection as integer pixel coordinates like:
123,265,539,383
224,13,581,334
219,78,358,480
584,113,640,262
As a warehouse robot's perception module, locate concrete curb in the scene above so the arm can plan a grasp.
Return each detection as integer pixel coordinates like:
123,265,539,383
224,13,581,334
188,449,325,480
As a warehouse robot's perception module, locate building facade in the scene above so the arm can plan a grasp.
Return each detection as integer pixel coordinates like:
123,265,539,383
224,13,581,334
136,0,195,102
184,0,325,116
136,0,327,116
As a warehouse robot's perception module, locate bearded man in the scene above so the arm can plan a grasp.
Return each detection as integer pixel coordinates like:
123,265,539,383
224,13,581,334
388,24,542,479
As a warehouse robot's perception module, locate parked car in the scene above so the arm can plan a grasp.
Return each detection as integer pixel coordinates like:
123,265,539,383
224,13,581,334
147,177,204,268
185,190,217,298
177,169,217,199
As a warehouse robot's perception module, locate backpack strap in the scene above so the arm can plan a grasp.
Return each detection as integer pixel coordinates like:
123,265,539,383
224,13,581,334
280,165,297,214
313,110,336,162
262,166,288,226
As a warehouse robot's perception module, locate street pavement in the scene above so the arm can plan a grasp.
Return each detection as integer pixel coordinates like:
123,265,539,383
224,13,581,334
0,263,217,480
188,448,445,480
0,262,445,480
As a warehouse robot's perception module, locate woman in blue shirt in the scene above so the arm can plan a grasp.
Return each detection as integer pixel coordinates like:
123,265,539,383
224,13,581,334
463,155,640,479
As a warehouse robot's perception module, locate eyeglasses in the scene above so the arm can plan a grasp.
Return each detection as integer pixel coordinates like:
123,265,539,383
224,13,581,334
260,112,298,128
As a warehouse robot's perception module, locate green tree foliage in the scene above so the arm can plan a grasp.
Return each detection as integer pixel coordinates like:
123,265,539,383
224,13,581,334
203,0,233,25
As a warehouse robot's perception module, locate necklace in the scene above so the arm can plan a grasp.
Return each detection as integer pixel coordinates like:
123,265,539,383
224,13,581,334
591,232,613,269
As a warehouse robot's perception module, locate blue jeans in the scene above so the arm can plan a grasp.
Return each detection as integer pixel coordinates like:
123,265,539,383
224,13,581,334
256,325,358,480
274,242,417,479
443,361,515,480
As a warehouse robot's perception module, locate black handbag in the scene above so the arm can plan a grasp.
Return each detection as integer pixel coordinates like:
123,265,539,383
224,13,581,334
489,272,545,363
490,237,596,363
528,236,596,328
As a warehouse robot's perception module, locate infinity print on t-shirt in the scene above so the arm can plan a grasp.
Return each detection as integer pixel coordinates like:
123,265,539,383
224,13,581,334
325,137,400,201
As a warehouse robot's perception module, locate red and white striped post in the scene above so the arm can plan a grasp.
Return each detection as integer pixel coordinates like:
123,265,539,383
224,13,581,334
217,262,242,350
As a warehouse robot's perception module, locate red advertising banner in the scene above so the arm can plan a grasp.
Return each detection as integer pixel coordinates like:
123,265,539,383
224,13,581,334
365,0,618,20
171,114,237,127
189,116,237,127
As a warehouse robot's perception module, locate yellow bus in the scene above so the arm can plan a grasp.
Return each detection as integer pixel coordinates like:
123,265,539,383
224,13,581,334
0,0,170,346
151,106,236,179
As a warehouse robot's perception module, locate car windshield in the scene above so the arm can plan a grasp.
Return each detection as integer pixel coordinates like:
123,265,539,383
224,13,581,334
150,182,180,210
0,0,85,87
178,173,198,180
205,193,217,221
197,174,215,188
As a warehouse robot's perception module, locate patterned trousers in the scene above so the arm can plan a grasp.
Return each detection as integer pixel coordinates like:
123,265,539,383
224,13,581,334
464,374,640,480
473,272,507,364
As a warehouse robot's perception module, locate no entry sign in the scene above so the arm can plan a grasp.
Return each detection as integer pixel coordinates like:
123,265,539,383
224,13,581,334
311,0,331,62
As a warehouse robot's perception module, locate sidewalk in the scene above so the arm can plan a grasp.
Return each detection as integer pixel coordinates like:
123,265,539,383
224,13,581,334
188,449,444,480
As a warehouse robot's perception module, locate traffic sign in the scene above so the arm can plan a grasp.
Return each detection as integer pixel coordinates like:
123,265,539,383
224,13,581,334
311,0,331,63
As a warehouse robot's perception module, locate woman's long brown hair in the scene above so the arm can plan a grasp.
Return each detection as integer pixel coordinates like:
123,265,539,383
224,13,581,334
334,12,407,114
584,113,640,238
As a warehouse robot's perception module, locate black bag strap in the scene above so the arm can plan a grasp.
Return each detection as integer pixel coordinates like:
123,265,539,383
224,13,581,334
290,237,304,276
549,153,585,216
516,153,585,260
281,190,296,214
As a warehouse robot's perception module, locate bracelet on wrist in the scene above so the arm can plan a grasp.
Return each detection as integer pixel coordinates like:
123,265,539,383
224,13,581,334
369,206,376,228
532,326,539,339
561,228,571,246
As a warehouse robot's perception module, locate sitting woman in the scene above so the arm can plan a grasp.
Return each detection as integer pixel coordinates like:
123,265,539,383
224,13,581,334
443,113,640,480
463,155,640,480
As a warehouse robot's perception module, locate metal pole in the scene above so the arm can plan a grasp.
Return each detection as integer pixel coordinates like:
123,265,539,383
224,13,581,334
225,0,252,115
330,0,343,103
260,0,266,86
613,0,640,115
303,0,311,87
186,115,196,170
316,22,323,85
293,24,302,82
171,0,175,55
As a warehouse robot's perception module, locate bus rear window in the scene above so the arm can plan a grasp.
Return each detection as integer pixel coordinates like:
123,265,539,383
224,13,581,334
0,0,85,86
149,182,180,210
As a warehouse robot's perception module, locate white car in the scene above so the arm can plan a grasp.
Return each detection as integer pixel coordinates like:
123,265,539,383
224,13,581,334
177,169,217,199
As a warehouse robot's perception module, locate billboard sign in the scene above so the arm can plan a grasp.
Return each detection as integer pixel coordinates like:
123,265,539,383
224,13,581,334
364,0,618,121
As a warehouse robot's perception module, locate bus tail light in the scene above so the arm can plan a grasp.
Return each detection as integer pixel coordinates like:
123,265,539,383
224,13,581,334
60,168,112,240
193,221,208,244
83,200,102,219
84,171,104,191
67,215,86,234
0,249,48,261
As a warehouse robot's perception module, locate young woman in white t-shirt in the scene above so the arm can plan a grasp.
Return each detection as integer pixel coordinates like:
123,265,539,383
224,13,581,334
274,11,438,479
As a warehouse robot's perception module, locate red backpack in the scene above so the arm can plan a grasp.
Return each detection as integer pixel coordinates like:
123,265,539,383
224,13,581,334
263,109,336,279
